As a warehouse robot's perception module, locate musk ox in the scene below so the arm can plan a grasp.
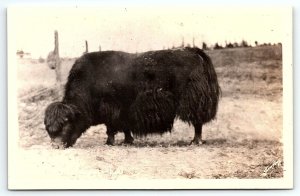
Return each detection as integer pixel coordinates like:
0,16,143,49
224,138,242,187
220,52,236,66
44,47,220,148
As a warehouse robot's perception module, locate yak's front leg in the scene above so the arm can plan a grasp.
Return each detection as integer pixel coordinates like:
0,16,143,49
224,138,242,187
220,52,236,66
190,123,205,145
106,127,117,145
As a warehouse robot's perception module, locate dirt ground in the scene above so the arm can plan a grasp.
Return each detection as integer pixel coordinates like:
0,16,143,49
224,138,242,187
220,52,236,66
15,45,283,181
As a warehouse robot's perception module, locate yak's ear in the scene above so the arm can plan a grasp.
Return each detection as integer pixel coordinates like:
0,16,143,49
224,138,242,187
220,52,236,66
66,104,82,121
44,101,64,124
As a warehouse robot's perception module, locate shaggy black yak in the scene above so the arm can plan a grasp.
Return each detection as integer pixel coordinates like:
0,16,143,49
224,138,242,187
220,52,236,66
44,47,220,148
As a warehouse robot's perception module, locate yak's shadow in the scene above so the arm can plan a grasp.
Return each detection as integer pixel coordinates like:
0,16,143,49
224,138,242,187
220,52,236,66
113,138,281,148
115,138,228,148
75,133,281,149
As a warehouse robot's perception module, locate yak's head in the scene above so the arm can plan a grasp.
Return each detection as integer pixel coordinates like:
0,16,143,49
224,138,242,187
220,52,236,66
44,102,82,149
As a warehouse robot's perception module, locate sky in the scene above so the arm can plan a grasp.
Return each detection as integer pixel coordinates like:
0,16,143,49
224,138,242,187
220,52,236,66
8,6,289,58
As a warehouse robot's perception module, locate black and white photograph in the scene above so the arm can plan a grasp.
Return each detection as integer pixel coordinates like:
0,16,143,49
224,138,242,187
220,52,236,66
7,6,293,189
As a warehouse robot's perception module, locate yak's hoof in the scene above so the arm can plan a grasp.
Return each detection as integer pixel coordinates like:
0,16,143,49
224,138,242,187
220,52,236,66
105,139,115,146
189,139,206,145
122,139,134,146
105,142,114,146
124,136,134,144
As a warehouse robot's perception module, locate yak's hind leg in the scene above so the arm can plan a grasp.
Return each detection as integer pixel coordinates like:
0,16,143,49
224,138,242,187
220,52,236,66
123,129,134,144
190,123,205,145
106,127,117,145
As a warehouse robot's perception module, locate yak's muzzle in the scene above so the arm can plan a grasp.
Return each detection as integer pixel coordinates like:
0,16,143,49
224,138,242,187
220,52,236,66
51,137,65,149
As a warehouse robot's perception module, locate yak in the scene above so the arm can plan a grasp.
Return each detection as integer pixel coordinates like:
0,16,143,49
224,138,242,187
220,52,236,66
44,47,220,149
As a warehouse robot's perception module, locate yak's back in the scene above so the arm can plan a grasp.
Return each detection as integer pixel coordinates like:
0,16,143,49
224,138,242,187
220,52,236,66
69,51,133,81
130,48,209,95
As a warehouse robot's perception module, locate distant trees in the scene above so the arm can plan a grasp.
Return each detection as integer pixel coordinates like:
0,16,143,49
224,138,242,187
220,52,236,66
213,43,223,50
16,50,24,58
38,57,45,63
16,50,31,58
254,41,282,47
202,42,207,50
240,40,249,48
233,42,239,48
225,42,234,48
212,39,249,50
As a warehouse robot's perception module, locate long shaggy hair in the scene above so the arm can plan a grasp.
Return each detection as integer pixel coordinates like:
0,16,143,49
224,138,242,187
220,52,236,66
129,89,177,137
177,48,220,125
126,47,220,136
44,47,220,147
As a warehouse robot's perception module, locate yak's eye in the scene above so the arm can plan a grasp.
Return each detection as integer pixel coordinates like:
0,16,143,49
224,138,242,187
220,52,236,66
63,117,69,122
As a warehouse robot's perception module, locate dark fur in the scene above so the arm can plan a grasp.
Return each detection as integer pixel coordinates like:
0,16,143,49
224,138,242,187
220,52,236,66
44,47,220,147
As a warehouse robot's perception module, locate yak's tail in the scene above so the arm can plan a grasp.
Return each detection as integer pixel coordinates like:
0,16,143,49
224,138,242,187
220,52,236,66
177,47,221,125
188,47,221,98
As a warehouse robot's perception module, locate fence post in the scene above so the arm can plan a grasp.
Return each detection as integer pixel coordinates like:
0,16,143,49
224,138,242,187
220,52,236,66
54,30,62,85
85,40,89,54
52,30,64,98
193,37,195,48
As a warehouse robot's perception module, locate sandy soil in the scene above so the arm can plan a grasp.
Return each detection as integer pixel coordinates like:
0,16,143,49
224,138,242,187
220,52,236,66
14,45,283,181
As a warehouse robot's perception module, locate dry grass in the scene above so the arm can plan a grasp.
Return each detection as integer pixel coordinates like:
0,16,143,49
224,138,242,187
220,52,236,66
15,45,283,180
207,45,282,100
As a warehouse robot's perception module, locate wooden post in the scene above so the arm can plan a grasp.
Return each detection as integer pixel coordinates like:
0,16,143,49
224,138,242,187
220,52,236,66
85,40,89,53
192,37,195,48
99,45,101,51
53,30,63,98
54,31,62,84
